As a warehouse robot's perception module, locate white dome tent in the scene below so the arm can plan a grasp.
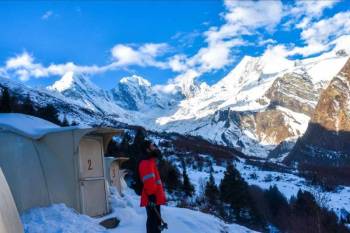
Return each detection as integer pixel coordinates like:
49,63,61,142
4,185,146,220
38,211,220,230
0,167,23,233
0,113,123,217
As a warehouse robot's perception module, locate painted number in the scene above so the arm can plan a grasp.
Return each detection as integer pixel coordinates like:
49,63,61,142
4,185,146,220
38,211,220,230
88,159,93,170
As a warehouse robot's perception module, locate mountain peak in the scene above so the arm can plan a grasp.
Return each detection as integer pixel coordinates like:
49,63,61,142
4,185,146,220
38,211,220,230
47,71,97,93
119,75,151,87
48,71,75,92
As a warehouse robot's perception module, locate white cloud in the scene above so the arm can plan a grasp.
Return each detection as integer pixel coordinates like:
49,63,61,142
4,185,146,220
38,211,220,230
111,45,142,66
3,52,112,81
111,43,169,68
301,11,350,43
190,39,244,73
258,38,277,46
3,0,349,85
284,1,338,29
289,11,350,56
5,52,50,80
168,54,189,72
139,43,168,57
16,69,30,82
41,11,53,20
205,0,283,45
165,0,284,84
6,52,34,69
2,43,170,81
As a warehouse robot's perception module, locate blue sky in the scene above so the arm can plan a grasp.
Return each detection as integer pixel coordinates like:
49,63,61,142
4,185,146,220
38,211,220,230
0,1,349,89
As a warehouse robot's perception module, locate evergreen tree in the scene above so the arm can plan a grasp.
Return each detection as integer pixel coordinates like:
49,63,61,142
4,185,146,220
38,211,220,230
0,87,12,113
129,128,147,195
219,163,264,228
71,121,78,126
60,115,70,126
37,104,61,125
292,190,319,217
219,163,248,206
205,172,219,206
133,128,147,155
22,95,35,115
159,159,182,193
265,185,290,218
182,161,195,197
107,138,120,156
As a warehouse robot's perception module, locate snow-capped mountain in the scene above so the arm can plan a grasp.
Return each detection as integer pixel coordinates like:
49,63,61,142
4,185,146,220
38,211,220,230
2,36,350,159
48,71,129,115
153,37,350,157
288,57,350,165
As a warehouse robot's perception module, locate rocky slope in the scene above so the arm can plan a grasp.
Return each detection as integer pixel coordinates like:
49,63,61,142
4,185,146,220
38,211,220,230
287,58,350,165
155,42,350,157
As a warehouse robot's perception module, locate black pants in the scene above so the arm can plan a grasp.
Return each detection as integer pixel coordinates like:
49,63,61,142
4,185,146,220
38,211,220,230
146,205,161,233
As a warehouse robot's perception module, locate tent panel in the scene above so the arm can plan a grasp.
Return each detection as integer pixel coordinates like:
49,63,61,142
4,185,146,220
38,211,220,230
0,132,49,213
37,131,78,210
80,179,107,217
0,168,24,233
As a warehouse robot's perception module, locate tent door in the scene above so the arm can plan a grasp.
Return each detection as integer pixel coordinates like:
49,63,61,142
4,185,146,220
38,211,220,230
78,137,107,217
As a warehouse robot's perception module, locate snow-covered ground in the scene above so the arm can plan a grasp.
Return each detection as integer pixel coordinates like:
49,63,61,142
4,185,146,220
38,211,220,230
21,188,259,233
187,159,350,217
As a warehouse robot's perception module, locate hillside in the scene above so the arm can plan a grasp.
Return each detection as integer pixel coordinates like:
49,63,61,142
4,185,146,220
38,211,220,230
288,57,350,165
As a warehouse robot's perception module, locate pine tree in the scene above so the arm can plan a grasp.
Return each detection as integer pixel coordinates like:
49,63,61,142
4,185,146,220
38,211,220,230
265,185,290,218
219,164,266,228
205,172,219,206
129,129,147,195
133,128,146,155
71,121,78,126
219,163,250,221
37,104,61,125
22,95,35,115
182,161,195,197
159,159,182,193
0,87,12,113
107,138,120,156
61,115,70,126
219,163,247,204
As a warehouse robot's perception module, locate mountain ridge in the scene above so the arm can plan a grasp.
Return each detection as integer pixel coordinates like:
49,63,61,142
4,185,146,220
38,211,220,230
2,35,350,158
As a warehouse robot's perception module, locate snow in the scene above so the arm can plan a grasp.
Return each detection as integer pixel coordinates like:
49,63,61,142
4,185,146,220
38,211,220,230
0,113,79,139
277,106,310,139
48,71,76,92
120,75,151,87
186,160,350,217
21,188,259,233
21,204,106,233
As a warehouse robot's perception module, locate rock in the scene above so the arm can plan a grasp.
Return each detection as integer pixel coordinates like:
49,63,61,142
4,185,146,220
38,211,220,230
287,58,350,166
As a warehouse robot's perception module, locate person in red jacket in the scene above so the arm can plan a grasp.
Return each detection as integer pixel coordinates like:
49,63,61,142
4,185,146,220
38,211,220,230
139,140,166,233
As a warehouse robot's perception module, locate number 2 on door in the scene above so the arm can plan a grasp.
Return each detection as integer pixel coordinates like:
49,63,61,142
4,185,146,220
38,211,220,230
88,159,93,170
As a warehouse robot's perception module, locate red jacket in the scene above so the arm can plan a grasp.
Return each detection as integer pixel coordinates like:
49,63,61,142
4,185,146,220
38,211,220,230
139,158,166,207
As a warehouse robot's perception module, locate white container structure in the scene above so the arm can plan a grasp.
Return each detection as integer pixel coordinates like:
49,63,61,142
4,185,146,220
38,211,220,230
0,167,23,233
104,157,129,196
0,113,123,217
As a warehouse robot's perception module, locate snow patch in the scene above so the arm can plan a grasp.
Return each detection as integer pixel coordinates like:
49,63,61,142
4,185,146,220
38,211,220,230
21,188,259,233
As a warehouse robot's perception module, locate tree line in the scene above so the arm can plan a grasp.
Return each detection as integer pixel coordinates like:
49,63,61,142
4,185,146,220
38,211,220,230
107,128,195,198
0,87,75,126
108,129,349,232
200,163,349,232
